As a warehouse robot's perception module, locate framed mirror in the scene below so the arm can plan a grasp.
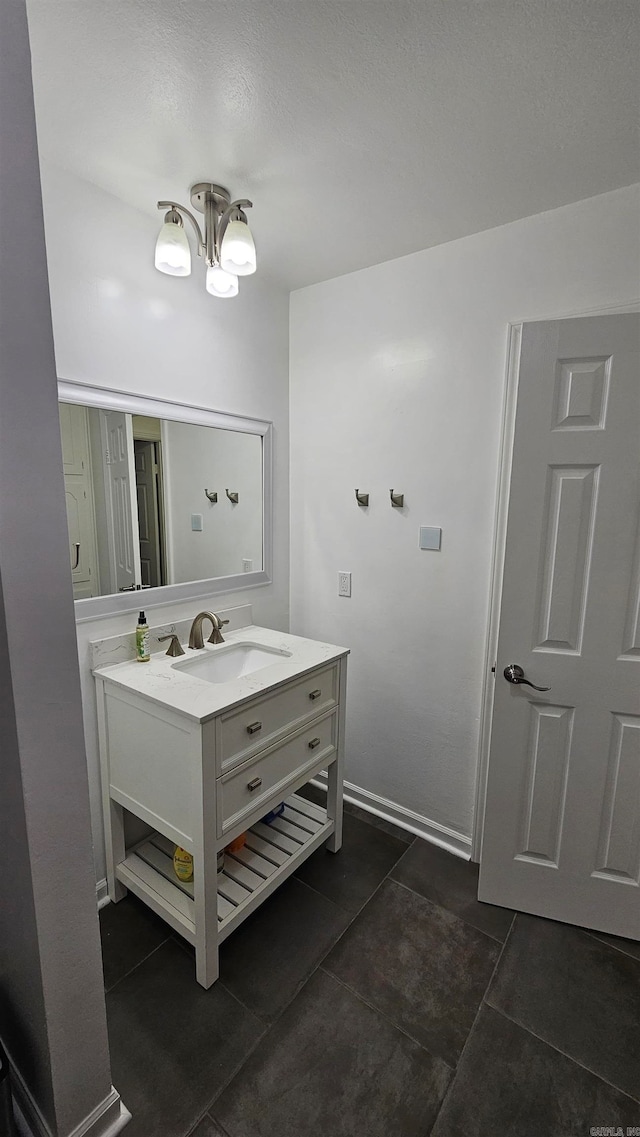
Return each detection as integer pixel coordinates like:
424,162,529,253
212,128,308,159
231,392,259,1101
58,381,272,620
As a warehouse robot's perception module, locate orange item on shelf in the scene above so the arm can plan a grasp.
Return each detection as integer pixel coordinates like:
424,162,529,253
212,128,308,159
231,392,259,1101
226,832,247,854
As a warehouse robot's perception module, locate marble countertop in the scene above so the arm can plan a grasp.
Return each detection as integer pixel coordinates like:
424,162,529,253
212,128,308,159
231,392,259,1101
93,624,349,723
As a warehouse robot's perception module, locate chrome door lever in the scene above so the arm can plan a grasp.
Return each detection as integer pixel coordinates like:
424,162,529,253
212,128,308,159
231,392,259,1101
503,664,550,691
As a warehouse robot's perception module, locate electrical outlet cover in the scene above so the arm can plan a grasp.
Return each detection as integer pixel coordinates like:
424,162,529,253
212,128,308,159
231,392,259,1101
338,571,352,597
419,526,441,550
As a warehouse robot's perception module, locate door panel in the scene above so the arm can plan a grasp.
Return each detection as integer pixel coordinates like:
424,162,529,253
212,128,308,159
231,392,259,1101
534,464,599,652
134,439,163,589
59,402,99,598
100,410,141,593
594,714,640,883
479,314,640,939
517,701,573,867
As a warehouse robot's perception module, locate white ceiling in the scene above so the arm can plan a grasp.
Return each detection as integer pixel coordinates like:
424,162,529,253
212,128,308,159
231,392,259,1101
26,0,639,291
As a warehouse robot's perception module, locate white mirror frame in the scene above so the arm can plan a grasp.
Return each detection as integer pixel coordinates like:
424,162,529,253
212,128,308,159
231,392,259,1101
58,380,273,622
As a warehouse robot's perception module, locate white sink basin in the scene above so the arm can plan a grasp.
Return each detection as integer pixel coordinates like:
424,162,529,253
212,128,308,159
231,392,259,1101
173,642,291,684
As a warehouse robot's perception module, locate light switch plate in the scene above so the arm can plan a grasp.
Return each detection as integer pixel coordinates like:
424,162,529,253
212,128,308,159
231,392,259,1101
191,513,203,532
419,526,441,551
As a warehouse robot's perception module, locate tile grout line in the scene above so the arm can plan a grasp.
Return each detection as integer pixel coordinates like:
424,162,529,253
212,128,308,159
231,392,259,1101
214,973,272,1025
205,837,469,1132
204,1114,231,1137
201,1020,271,1122
298,829,506,995
104,932,172,994
204,802,418,1035
184,1105,231,1137
169,926,284,1026
482,915,640,1104
426,911,518,1134
583,928,640,964
204,837,418,1116
484,999,640,1108
388,874,511,946
317,963,455,1070
306,837,416,970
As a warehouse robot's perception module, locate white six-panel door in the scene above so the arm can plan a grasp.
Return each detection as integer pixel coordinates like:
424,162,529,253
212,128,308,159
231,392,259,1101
59,401,99,598
100,409,141,594
479,314,640,939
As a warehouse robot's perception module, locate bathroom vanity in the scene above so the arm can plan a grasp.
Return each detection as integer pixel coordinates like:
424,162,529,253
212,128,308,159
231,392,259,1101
94,618,348,987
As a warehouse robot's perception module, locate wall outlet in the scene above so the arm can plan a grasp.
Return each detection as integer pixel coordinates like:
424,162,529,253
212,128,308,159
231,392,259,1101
242,558,253,573
338,571,351,597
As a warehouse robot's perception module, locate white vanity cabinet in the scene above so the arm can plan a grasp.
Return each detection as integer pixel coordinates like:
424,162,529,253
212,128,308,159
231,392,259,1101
95,645,347,988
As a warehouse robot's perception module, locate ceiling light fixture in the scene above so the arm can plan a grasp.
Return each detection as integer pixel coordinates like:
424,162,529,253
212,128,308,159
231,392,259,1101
154,182,255,298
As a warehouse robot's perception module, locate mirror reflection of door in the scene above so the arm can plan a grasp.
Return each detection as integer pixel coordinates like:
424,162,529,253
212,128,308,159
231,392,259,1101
99,410,141,593
132,416,166,589
59,402,100,599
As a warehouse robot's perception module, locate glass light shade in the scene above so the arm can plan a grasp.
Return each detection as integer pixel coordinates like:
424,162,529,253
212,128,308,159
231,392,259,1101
205,264,239,298
154,220,191,276
220,218,256,276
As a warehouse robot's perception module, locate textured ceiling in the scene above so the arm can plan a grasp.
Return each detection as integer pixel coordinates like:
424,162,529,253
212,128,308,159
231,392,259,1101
26,0,640,290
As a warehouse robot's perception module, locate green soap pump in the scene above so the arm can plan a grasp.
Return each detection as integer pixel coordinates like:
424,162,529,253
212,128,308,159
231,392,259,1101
136,611,150,662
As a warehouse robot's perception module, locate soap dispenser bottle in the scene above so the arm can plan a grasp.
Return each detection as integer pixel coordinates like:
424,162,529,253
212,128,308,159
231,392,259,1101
136,611,150,662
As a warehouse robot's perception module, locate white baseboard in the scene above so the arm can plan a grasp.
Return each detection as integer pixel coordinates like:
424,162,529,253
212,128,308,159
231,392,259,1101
9,1045,130,1137
11,1061,50,1137
311,775,471,859
96,879,110,909
12,1068,130,1137
66,1088,131,1137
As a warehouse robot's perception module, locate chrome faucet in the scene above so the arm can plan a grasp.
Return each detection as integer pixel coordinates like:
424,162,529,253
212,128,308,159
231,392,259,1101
188,611,230,650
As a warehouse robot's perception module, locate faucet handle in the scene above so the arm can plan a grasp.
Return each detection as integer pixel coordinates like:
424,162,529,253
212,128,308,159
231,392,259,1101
158,633,185,657
207,614,230,645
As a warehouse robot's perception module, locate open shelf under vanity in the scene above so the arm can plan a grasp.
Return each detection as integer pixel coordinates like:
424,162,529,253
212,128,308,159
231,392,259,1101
117,792,332,946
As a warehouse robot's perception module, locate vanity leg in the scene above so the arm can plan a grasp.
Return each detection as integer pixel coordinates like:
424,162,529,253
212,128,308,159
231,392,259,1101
194,866,220,988
194,746,220,987
106,799,127,902
96,675,127,901
326,659,346,853
195,933,219,989
326,758,343,852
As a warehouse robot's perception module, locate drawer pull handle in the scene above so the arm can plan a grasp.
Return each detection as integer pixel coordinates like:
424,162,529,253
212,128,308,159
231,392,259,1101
246,721,262,735
308,737,321,750
309,689,322,700
247,777,262,791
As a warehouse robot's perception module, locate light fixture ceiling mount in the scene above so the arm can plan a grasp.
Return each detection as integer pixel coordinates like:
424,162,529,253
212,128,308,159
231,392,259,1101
189,182,232,212
154,181,256,298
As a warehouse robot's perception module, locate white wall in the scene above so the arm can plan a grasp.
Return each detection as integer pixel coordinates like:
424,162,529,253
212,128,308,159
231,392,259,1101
39,164,290,884
290,184,640,848
163,421,263,583
0,3,119,1132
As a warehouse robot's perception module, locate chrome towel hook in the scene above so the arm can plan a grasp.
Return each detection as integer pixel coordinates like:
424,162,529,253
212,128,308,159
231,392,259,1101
226,489,239,504
204,489,218,503
355,489,369,506
390,489,404,508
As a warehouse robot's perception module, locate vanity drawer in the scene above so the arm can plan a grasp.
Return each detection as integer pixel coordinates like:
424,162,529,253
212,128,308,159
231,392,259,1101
217,663,339,772
218,711,337,835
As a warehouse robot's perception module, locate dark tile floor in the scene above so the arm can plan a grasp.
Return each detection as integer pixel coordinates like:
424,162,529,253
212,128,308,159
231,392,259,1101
100,788,640,1137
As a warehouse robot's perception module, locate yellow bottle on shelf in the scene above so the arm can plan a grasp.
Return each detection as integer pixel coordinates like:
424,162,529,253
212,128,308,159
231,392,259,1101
173,846,194,883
